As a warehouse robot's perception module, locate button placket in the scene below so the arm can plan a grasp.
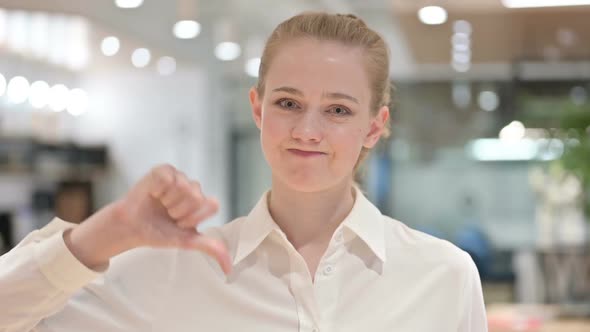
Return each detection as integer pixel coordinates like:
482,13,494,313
287,245,322,332
312,236,343,329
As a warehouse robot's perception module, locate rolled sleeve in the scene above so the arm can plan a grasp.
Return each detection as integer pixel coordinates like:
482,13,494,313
34,229,107,292
0,217,108,332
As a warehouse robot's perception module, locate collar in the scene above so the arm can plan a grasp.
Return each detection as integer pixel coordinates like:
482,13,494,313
232,186,386,266
340,186,387,262
232,190,283,266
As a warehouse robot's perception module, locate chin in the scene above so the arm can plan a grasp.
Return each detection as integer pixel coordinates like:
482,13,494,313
276,168,346,193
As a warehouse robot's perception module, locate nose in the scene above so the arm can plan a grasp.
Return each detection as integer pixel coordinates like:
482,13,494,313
291,109,323,142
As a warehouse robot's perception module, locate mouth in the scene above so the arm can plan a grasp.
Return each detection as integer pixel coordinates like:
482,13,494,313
287,149,326,157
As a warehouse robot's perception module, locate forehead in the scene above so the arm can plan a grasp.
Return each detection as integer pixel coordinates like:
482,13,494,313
264,38,370,104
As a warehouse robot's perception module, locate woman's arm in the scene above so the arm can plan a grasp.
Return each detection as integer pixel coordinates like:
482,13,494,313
0,164,231,331
0,218,103,332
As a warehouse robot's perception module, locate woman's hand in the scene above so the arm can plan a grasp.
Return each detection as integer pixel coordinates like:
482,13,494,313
64,164,232,274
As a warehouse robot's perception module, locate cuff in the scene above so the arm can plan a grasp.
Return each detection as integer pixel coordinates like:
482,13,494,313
34,228,108,292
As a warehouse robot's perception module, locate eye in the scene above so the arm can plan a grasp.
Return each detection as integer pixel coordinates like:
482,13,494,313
328,105,351,116
277,98,300,110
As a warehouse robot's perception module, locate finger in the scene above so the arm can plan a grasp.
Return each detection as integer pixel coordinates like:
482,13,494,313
177,197,219,228
183,235,232,275
167,181,206,220
160,172,190,208
148,164,176,199
155,217,232,275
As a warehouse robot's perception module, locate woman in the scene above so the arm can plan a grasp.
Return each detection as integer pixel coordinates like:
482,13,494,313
0,12,487,331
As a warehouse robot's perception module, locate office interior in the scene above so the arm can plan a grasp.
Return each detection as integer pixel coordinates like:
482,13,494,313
0,1,589,331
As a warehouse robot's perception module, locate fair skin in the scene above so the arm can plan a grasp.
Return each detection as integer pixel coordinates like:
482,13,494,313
64,37,389,280
250,38,389,277
64,166,233,274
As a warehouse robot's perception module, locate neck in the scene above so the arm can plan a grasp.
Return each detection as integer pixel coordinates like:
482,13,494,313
267,176,356,250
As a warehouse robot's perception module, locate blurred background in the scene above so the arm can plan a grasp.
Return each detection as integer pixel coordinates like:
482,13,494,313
0,0,589,331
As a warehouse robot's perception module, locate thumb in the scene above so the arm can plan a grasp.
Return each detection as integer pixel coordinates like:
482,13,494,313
176,231,232,275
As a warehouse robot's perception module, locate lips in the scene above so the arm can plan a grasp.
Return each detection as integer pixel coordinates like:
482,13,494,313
287,149,326,157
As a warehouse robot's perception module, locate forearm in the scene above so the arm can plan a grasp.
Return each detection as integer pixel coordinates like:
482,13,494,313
64,201,137,269
0,220,102,331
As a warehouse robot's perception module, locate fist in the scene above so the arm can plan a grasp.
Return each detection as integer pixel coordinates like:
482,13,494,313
110,164,231,274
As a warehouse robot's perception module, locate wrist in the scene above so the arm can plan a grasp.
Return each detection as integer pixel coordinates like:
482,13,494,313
64,227,110,270
64,201,136,269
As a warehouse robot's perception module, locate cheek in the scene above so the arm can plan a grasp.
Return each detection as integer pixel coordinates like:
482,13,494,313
260,111,288,152
329,125,366,159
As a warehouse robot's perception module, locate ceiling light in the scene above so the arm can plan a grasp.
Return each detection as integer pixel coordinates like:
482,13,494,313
30,12,50,58
29,80,50,109
101,36,120,56
6,11,28,52
173,20,201,39
49,84,69,112
468,138,565,161
67,88,89,116
64,17,90,71
0,9,6,45
499,121,526,140
47,15,66,66
453,42,470,52
7,76,30,104
452,50,471,64
418,6,448,25
115,0,144,9
502,0,590,8
478,91,500,111
215,42,241,61
131,48,151,68
453,20,472,34
452,33,470,48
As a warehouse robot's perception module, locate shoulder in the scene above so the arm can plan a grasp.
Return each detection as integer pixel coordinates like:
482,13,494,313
382,215,474,272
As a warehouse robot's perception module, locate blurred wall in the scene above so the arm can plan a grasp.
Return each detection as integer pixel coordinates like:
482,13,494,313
70,66,229,228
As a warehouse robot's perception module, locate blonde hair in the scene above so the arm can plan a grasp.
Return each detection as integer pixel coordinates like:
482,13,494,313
256,12,392,174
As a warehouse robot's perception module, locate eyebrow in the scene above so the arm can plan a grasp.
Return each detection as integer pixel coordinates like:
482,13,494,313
271,86,359,105
324,92,359,105
272,86,303,96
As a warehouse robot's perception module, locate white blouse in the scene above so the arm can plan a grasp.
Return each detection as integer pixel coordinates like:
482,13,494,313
0,186,487,331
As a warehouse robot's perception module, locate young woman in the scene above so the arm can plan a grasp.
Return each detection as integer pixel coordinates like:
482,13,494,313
0,12,487,332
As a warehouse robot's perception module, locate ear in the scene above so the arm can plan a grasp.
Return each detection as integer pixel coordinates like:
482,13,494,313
249,87,262,130
363,106,390,149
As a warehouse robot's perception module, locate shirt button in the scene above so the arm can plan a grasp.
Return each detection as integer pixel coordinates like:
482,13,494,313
323,265,334,275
